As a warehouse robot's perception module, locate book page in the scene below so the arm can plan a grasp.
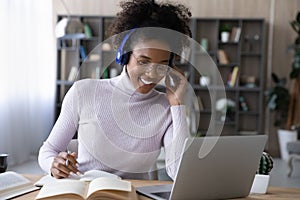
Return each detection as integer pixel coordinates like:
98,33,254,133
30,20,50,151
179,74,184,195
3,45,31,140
87,186,138,200
0,171,39,199
77,170,121,182
35,180,87,200
0,171,31,191
35,170,121,187
87,177,131,198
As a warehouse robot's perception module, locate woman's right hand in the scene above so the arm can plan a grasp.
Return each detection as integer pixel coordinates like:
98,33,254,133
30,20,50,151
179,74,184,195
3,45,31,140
50,151,80,179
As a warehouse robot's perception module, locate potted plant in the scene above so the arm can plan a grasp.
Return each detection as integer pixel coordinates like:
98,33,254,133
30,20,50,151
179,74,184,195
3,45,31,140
287,11,300,128
220,23,231,43
266,11,300,160
216,98,235,122
250,152,273,194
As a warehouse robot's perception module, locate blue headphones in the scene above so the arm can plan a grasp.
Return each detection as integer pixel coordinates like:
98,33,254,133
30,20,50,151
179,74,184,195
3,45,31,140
116,29,136,66
116,28,174,67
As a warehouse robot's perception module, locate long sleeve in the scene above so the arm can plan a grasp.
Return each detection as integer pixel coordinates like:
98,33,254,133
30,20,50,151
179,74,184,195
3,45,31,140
38,84,79,174
163,105,190,180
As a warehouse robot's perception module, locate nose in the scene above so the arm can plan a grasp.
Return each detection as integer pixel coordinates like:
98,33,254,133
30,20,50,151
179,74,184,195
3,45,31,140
145,64,159,78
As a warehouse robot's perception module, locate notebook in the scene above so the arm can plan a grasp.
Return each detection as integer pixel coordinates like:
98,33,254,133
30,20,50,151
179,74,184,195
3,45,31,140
136,135,267,200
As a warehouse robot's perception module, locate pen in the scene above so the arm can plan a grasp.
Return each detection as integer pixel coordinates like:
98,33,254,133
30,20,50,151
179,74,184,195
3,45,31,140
66,150,71,167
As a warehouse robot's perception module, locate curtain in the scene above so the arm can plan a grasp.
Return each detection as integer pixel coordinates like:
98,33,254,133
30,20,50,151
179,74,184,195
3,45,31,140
0,0,55,165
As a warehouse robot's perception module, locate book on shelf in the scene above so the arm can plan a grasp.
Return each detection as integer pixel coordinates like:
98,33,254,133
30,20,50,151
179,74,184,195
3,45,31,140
217,49,229,64
60,49,67,80
68,66,79,81
193,96,205,112
227,66,239,87
193,96,200,112
60,49,67,101
0,171,39,199
230,27,242,42
198,96,204,111
35,170,138,200
83,23,93,38
79,45,87,60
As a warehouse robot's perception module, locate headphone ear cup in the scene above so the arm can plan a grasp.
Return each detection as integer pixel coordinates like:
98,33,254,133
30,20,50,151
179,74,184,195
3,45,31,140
116,28,136,66
116,51,130,66
122,52,130,65
168,52,174,67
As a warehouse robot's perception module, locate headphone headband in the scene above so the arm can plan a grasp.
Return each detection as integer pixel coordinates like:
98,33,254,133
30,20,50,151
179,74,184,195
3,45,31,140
116,28,174,67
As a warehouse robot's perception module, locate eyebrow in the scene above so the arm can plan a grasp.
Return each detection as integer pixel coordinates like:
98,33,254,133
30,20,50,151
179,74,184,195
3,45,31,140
136,54,169,63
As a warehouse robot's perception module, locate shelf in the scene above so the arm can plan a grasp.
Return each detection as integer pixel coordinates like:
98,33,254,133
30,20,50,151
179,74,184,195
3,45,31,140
216,120,237,126
199,109,212,114
80,59,100,63
241,52,262,56
55,16,265,137
56,80,74,85
218,41,239,45
217,63,239,67
80,37,99,41
192,85,231,91
57,47,78,51
194,50,216,56
193,85,257,91
238,87,261,92
239,111,259,115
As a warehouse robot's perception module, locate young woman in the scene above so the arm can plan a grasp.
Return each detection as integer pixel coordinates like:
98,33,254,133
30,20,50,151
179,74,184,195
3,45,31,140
38,0,192,180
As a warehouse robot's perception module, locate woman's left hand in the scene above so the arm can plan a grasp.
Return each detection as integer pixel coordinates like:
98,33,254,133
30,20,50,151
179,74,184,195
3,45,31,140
165,66,187,106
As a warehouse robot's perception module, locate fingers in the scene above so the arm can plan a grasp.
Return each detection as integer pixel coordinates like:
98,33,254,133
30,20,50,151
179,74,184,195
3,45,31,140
173,66,185,76
51,151,80,179
165,70,181,90
167,67,187,86
66,152,78,168
165,66,188,105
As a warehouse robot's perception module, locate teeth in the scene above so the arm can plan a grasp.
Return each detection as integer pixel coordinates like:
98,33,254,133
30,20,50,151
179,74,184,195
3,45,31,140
141,78,153,85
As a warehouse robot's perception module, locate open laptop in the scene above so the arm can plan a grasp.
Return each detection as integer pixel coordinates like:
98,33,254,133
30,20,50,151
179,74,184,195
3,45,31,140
136,135,267,200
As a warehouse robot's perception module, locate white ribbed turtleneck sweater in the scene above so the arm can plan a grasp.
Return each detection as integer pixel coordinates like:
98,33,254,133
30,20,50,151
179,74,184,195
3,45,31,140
38,68,189,180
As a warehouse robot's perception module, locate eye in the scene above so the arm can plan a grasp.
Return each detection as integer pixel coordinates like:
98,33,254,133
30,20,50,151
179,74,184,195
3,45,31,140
157,64,168,70
157,65,168,73
137,59,151,65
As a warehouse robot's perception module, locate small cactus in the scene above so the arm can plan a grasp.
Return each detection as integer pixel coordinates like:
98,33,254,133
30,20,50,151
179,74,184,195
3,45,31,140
257,152,273,175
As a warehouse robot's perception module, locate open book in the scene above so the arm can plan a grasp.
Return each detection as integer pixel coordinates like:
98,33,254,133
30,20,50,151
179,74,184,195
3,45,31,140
35,170,138,200
0,171,39,199
35,177,137,200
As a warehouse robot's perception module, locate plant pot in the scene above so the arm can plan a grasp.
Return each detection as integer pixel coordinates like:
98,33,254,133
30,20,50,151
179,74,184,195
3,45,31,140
199,76,210,86
277,129,297,161
250,174,270,194
221,32,230,42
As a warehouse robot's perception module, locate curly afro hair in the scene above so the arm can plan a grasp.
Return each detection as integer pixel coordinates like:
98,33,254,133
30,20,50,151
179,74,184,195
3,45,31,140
108,0,192,51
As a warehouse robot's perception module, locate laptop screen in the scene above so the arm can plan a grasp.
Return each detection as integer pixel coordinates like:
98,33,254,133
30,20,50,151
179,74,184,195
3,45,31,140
137,135,267,200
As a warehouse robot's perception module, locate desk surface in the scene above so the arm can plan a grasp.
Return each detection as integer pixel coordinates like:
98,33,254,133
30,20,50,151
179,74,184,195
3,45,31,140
13,174,300,200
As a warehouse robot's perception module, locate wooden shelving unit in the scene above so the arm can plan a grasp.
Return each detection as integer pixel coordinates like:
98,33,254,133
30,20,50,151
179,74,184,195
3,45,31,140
189,18,265,136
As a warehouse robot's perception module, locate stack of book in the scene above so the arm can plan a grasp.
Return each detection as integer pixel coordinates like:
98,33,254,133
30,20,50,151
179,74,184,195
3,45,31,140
217,49,229,64
227,66,239,87
229,27,242,43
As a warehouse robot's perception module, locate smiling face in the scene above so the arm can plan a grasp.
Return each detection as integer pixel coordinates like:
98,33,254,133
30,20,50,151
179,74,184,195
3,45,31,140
126,39,171,94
